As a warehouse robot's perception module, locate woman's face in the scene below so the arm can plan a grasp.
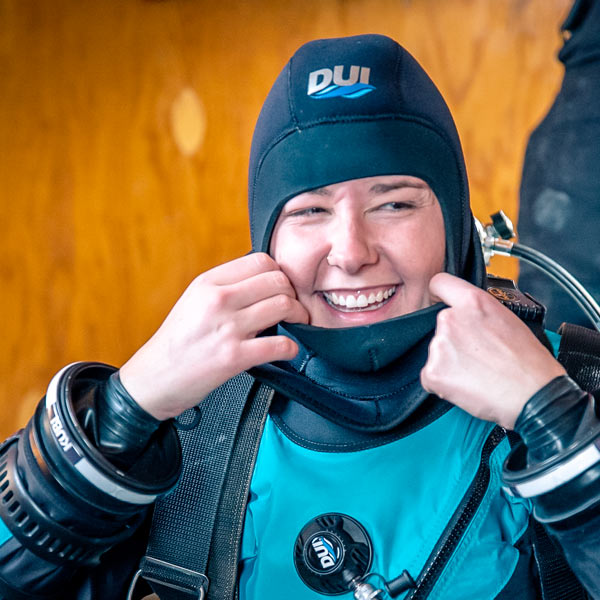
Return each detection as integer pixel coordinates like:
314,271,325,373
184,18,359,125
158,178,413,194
269,175,446,328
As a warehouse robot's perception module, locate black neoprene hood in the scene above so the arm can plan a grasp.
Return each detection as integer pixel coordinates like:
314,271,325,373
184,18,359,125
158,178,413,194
246,34,485,373
248,33,479,281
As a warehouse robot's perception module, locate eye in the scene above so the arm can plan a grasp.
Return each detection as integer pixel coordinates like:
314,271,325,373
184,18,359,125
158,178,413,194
286,206,328,217
377,201,416,211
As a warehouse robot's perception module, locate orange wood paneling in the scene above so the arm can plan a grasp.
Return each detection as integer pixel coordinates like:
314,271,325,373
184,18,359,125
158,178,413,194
0,0,572,437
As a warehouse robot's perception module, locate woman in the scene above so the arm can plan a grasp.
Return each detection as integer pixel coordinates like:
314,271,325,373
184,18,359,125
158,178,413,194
0,34,598,600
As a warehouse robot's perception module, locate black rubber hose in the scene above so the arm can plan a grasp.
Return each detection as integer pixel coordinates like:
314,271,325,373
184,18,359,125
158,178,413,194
510,243,600,330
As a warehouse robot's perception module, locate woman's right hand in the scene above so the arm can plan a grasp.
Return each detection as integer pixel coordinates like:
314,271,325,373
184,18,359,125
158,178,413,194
119,253,309,420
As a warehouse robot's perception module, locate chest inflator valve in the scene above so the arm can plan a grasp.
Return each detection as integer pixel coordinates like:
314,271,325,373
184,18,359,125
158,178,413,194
294,513,415,598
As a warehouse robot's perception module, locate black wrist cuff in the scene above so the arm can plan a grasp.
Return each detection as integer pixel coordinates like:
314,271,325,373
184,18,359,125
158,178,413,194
38,363,181,512
503,375,600,522
97,372,162,464
514,375,589,462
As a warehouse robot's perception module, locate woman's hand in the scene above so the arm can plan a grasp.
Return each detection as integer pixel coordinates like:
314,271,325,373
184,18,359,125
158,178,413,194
119,253,309,420
420,273,566,429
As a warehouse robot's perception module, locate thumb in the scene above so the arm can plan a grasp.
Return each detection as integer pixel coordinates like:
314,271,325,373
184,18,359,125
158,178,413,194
428,272,481,308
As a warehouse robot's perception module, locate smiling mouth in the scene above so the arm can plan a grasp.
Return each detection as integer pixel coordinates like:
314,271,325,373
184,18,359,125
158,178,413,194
322,286,397,312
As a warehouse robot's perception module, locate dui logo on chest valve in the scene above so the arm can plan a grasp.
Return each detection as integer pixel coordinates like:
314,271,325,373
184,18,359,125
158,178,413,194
306,532,344,573
294,513,373,595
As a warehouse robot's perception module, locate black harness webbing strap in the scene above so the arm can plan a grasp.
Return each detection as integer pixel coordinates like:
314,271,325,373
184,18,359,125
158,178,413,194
531,520,589,600
205,381,274,600
529,323,600,600
130,372,271,600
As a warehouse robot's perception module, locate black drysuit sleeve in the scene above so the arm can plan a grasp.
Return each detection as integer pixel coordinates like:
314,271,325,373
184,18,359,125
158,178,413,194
0,363,181,600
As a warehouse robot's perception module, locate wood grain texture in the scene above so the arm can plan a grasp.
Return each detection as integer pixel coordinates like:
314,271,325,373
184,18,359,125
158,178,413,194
0,0,572,437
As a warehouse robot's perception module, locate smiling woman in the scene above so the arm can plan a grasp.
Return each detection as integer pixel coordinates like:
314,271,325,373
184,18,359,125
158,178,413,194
0,27,598,600
269,176,446,328
0,0,571,439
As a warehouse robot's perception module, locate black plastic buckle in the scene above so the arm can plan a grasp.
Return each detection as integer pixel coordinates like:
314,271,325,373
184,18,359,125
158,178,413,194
127,556,209,600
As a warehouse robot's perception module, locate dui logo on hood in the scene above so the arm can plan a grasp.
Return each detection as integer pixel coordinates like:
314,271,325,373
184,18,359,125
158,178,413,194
307,65,375,99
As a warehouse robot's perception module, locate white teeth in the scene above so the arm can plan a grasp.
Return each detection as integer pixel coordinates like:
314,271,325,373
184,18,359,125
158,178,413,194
357,294,368,308
322,286,397,311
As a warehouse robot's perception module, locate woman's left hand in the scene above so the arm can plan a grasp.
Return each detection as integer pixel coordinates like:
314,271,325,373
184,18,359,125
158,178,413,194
420,273,566,429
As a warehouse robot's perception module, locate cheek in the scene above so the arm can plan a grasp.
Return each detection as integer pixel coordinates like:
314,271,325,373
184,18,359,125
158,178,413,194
422,231,446,274
415,210,446,275
392,223,445,283
271,231,321,297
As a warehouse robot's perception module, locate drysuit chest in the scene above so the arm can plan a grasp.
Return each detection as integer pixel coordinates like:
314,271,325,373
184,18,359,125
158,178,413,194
238,407,531,599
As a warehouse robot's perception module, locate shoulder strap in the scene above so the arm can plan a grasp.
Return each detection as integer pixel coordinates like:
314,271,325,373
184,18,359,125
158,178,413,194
531,520,590,600
127,373,273,600
205,381,274,600
557,323,600,392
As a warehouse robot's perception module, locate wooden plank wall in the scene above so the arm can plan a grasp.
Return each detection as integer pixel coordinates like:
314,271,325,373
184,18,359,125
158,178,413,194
0,0,572,437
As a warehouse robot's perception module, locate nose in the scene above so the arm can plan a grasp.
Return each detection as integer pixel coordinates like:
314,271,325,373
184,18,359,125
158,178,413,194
326,213,378,274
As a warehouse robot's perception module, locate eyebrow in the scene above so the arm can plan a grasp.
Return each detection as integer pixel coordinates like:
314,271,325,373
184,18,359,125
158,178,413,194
307,181,427,196
368,182,427,195
307,187,332,196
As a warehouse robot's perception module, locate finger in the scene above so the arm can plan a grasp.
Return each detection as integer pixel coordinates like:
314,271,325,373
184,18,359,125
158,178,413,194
428,272,485,308
237,294,310,335
420,338,445,396
420,371,444,401
420,369,433,395
204,252,280,286
239,335,300,367
227,268,297,309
